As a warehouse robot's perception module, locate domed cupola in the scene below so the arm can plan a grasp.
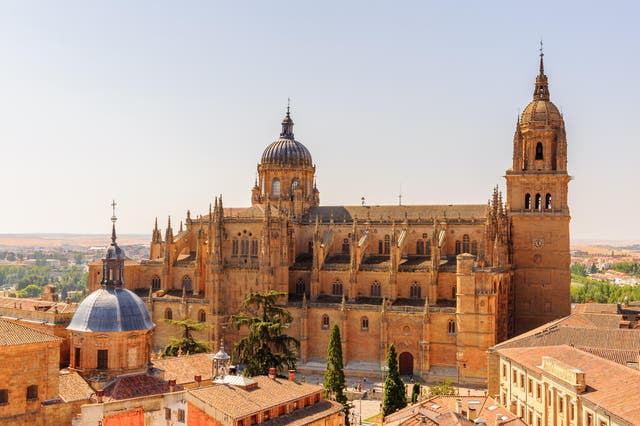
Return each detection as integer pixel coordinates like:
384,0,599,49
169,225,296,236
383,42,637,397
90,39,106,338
510,47,568,174
67,202,154,375
260,107,313,167
69,204,154,333
253,104,319,214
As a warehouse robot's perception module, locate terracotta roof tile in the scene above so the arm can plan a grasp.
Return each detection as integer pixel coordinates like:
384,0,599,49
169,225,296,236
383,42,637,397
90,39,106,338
102,373,183,401
188,376,323,419
59,371,94,402
497,345,640,424
261,399,343,425
151,353,213,384
385,396,517,426
0,319,62,346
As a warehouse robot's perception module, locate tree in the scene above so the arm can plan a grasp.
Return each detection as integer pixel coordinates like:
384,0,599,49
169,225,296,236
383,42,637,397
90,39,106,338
383,344,407,416
163,319,210,356
18,284,42,298
428,379,455,396
570,263,587,277
230,290,299,377
324,324,350,425
411,382,421,403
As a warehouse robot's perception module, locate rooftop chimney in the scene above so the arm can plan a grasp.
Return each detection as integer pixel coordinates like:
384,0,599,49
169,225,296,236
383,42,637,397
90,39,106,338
96,389,104,403
194,375,202,388
468,406,478,421
268,367,276,379
455,398,462,414
288,369,296,381
169,379,176,392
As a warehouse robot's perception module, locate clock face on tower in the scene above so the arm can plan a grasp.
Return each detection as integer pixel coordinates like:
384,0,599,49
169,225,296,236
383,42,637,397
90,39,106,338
533,238,544,249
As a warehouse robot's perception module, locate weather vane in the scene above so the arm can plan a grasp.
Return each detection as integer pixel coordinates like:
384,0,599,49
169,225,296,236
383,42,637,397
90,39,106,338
287,97,291,115
539,39,544,56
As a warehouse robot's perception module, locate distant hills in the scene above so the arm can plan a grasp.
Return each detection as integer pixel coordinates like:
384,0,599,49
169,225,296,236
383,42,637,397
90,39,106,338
0,234,149,249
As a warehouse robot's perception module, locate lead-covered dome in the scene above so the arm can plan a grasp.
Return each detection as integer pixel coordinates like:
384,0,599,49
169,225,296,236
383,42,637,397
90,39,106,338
68,287,154,332
261,108,313,167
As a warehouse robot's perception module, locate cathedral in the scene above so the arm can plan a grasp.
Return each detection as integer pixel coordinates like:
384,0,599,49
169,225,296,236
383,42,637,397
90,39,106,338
87,52,571,382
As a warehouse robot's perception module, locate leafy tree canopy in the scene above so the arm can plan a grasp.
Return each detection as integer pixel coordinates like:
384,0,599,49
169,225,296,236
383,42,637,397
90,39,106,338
163,319,210,357
230,290,299,377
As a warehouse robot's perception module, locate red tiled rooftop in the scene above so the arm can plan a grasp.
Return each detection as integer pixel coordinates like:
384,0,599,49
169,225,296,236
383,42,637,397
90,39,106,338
497,345,640,424
0,319,62,346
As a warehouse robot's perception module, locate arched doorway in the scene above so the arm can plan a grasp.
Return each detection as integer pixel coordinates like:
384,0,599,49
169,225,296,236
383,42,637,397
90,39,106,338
399,352,414,376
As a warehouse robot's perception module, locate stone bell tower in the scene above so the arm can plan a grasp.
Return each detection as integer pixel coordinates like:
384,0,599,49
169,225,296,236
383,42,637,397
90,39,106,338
506,49,571,335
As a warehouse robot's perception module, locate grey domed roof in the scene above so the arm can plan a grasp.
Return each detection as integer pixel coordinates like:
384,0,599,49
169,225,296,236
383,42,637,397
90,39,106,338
261,138,312,167
261,109,313,167
67,287,155,332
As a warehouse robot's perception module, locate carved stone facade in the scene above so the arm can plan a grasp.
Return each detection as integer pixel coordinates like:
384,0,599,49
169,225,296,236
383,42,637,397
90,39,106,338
88,54,570,382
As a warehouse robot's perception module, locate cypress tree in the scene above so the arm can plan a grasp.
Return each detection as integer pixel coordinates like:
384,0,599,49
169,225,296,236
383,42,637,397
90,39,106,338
324,324,350,425
382,344,407,416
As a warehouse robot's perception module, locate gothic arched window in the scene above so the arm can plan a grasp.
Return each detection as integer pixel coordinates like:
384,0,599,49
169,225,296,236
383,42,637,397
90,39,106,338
332,280,343,296
535,193,542,211
370,281,381,297
295,279,306,295
240,239,249,257
416,240,425,255
462,234,470,254
198,310,206,323
342,239,350,254
151,275,161,291
182,275,192,292
251,239,259,258
525,193,531,210
322,315,329,329
410,283,422,299
425,240,432,258
232,239,239,257
165,308,173,320
545,193,552,210
291,178,299,191
272,178,281,197
455,240,461,255
361,317,369,331
451,285,456,299
384,235,391,255
448,320,456,335
535,142,544,160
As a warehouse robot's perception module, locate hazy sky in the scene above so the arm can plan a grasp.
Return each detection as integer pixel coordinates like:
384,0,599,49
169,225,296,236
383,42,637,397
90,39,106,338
0,1,638,240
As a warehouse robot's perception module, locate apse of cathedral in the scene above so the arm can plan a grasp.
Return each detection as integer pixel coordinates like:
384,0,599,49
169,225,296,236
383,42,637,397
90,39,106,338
88,52,570,382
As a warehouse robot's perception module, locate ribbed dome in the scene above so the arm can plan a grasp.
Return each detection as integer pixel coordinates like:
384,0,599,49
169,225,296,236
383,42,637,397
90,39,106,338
261,108,313,167
67,287,155,332
520,99,563,127
261,138,313,166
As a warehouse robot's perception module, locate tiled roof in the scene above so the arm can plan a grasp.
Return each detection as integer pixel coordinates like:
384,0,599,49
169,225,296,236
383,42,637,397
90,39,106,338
102,373,183,401
0,296,77,313
491,313,640,367
59,371,94,402
307,205,487,223
261,400,343,426
497,345,640,424
188,376,323,419
0,319,62,346
385,395,517,426
151,353,212,384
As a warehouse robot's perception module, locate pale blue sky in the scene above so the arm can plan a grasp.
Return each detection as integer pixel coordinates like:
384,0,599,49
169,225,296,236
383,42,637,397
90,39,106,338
0,1,638,240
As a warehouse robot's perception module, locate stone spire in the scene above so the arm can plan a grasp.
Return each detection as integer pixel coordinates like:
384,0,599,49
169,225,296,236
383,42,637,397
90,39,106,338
533,41,550,101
